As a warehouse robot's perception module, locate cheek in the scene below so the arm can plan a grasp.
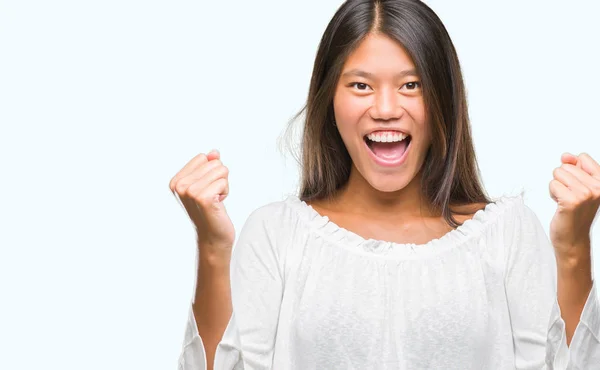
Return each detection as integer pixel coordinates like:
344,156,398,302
406,100,429,138
406,98,426,123
333,91,369,131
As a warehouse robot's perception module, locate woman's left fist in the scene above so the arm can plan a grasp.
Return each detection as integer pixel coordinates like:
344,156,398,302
549,152,600,258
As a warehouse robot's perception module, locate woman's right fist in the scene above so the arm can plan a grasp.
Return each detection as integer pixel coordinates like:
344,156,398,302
169,150,235,251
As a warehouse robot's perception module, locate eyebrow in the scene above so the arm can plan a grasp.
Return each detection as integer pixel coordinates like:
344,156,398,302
341,68,419,79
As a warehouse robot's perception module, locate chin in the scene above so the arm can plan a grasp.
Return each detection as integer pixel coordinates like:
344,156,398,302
363,171,414,193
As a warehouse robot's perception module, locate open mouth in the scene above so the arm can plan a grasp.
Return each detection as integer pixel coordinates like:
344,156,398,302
364,132,412,163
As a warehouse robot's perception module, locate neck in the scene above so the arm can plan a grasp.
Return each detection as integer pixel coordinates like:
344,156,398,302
331,164,438,220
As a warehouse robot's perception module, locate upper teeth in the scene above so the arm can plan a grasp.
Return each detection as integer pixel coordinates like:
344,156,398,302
366,132,408,143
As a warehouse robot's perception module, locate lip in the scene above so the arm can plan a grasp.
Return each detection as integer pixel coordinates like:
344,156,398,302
364,137,411,167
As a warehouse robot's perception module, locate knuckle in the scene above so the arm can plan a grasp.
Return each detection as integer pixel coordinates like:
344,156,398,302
553,167,561,177
186,183,204,199
561,163,573,171
580,188,592,200
171,179,181,193
564,196,577,207
592,182,600,196
201,159,221,173
187,184,204,199
186,180,199,192
174,180,189,195
196,193,213,208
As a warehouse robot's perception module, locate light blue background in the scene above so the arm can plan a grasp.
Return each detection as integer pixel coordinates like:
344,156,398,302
1,1,598,369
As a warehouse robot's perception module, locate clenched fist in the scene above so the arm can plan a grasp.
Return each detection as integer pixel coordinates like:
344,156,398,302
170,150,235,252
549,152,600,258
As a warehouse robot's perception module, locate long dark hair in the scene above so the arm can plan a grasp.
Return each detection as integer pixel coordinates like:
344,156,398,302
284,0,490,227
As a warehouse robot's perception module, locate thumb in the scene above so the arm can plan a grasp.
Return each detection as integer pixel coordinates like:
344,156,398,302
206,149,221,161
561,152,579,166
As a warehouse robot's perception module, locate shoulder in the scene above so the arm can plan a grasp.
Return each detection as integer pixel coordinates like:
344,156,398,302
237,195,304,242
489,193,540,226
481,193,548,247
450,194,527,226
244,195,301,226
450,202,488,224
450,194,541,244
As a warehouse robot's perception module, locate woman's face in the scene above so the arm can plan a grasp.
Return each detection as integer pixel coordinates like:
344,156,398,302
333,33,431,193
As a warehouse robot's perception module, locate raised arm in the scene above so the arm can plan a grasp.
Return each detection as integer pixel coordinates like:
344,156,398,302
504,200,599,369
170,150,235,369
171,150,285,369
548,152,598,345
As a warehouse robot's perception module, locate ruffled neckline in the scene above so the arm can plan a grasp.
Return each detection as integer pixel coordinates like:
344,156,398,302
284,194,522,259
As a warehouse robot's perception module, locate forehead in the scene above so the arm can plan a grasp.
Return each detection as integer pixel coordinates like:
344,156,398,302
342,33,416,74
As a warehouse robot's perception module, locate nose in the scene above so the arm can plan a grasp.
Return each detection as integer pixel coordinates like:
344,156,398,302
369,89,404,121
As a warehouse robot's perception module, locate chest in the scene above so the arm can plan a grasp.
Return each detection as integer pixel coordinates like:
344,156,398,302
278,247,510,368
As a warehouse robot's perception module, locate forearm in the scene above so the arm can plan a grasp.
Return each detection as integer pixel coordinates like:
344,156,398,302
193,245,232,369
555,242,593,346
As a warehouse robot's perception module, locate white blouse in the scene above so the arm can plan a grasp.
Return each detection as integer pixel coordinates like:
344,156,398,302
178,194,600,369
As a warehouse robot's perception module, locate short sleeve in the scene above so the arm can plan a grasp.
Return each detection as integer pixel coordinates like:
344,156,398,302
504,198,600,369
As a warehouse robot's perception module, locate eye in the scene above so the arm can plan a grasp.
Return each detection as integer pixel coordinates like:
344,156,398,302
402,81,421,90
349,82,372,91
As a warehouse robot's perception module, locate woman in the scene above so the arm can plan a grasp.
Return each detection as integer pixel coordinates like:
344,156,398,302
172,0,599,368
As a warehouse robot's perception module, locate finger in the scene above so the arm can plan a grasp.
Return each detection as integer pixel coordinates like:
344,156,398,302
174,161,227,196
549,179,575,205
560,163,600,192
206,149,220,161
204,178,229,202
553,166,587,193
172,158,223,195
169,153,209,192
189,177,229,209
175,150,221,189
178,169,229,226
549,179,560,202
218,179,230,202
561,152,579,166
179,159,224,185
578,153,600,179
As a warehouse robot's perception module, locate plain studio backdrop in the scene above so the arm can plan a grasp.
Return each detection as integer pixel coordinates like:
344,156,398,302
1,0,599,369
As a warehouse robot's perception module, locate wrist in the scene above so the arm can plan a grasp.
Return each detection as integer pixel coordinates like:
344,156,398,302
556,250,593,294
199,250,231,270
198,241,232,267
556,253,592,272
554,238,591,268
